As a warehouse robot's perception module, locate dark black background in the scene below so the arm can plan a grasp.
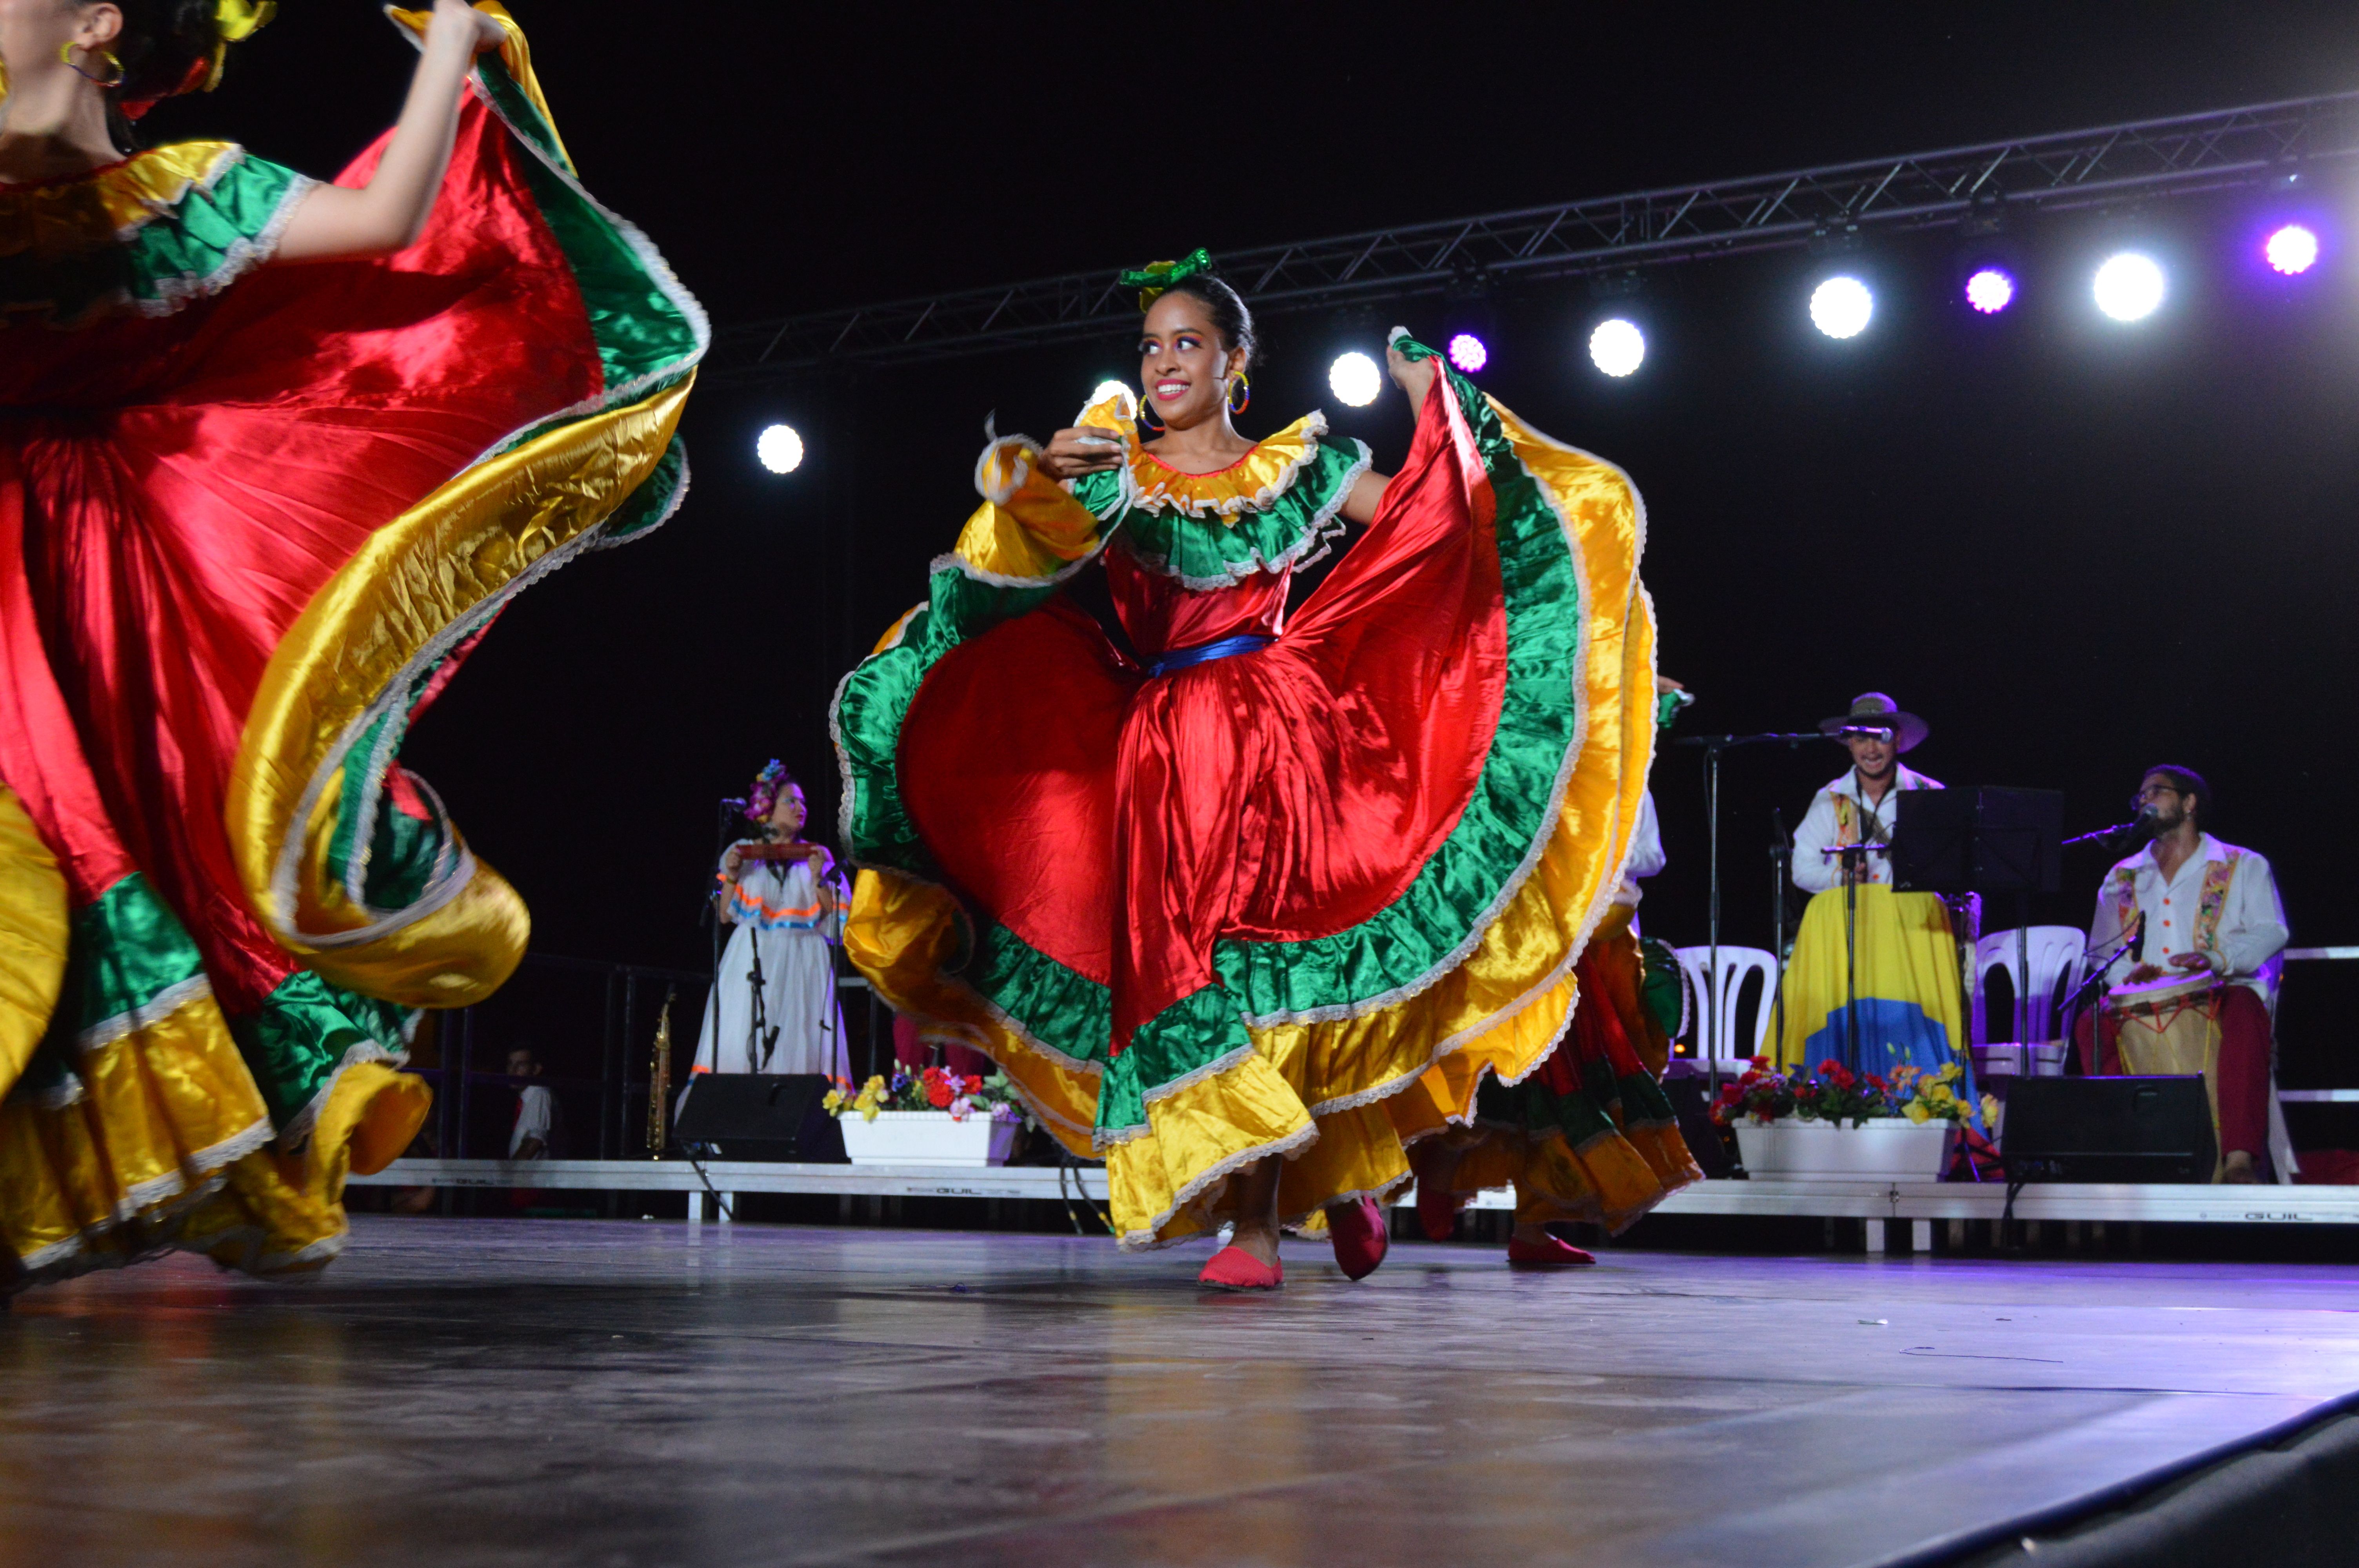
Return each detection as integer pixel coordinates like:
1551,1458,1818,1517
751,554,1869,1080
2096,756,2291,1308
155,4,2359,1072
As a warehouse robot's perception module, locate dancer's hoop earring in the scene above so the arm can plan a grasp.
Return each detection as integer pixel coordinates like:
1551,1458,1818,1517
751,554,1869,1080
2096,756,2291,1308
61,42,126,88
1137,392,1165,433
1227,372,1251,416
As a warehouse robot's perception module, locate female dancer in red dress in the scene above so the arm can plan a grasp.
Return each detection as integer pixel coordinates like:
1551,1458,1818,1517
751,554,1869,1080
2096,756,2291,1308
835,254,1692,1288
0,0,702,1288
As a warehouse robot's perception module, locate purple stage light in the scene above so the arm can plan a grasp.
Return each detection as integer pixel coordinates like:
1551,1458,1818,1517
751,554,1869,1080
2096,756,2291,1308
2266,224,2319,276
1965,267,2016,314
1447,332,1489,373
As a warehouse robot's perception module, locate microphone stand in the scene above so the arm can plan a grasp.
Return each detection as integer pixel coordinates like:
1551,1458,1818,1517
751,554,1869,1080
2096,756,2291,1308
1671,731,1820,1096
1768,809,1791,1064
2059,920,2144,1069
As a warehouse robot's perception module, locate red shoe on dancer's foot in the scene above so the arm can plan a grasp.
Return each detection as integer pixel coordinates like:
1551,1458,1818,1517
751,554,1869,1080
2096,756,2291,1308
1329,1196,1390,1280
1416,1180,1457,1243
1199,1245,1284,1290
1507,1232,1597,1269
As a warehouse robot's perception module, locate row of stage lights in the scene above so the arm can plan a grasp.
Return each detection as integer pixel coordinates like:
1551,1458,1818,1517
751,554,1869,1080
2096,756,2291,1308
754,225,2325,470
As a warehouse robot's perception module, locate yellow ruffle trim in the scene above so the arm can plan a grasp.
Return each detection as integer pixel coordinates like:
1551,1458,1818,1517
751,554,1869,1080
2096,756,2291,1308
0,786,67,1099
1072,387,1326,524
847,391,1658,1247
226,376,691,1009
0,141,238,261
0,973,429,1287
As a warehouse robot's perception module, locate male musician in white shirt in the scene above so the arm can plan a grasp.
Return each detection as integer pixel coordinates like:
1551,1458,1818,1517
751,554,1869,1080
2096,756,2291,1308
2079,765,2288,1183
1790,692,1943,894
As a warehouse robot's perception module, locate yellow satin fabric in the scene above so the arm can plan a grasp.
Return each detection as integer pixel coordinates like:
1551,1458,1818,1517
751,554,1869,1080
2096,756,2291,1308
849,396,1659,1248
0,786,68,1102
386,4,567,169
226,377,691,1008
1074,388,1327,522
0,141,237,261
958,438,1105,578
0,991,427,1284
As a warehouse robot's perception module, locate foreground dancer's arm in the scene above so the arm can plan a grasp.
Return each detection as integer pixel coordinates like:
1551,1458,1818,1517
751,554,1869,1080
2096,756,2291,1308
273,0,506,263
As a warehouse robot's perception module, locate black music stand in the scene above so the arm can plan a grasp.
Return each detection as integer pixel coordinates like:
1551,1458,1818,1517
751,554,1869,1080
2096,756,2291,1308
1893,788,2065,1049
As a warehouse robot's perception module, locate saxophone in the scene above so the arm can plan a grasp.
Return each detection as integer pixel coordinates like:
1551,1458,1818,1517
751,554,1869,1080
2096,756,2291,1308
647,984,675,1154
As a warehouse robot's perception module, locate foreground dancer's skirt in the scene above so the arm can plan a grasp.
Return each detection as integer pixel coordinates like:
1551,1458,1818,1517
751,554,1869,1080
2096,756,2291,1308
0,9,704,1287
835,341,1668,1248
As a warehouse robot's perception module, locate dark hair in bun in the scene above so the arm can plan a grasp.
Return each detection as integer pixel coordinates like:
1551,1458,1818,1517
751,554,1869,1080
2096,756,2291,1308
83,0,228,149
1157,274,1258,372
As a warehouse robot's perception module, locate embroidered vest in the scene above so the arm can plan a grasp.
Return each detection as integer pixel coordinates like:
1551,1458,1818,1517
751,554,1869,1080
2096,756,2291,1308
2112,850,2242,957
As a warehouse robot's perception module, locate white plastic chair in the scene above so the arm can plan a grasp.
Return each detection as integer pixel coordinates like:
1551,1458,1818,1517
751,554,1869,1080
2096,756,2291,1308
1974,926,2088,1050
1672,946,1779,1072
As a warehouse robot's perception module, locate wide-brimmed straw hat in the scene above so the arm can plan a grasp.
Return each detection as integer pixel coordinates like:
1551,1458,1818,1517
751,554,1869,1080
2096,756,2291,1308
1817,691,1927,753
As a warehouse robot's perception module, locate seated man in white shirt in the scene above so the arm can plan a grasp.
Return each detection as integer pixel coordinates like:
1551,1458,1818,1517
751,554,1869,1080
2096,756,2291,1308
1777,693,1964,1075
2078,765,2288,1183
507,1047,562,1161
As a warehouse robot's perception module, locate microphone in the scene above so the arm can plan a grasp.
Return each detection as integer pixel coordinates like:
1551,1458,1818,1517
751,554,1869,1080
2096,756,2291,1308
2061,820,2147,848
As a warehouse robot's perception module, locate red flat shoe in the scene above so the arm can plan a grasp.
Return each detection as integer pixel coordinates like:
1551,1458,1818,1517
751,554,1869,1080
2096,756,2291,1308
1198,1245,1284,1291
1416,1179,1458,1243
1329,1196,1390,1281
1507,1233,1597,1269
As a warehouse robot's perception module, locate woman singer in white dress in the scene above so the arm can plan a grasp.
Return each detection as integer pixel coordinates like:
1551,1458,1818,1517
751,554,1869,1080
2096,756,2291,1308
695,765,851,1078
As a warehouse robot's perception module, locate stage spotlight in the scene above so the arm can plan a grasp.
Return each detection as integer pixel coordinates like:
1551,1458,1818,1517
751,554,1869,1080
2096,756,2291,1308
1329,350,1382,407
2094,252,2165,321
2266,224,2319,276
756,423,805,475
1589,318,1645,377
1447,332,1489,373
1090,379,1130,410
1965,267,2016,314
1810,275,1873,339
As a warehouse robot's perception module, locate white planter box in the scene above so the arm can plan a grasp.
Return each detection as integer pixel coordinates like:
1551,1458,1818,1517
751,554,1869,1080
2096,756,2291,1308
1734,1116,1957,1180
838,1109,1019,1167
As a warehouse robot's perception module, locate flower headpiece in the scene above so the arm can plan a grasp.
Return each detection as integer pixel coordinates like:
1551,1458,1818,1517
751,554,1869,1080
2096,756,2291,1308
1116,248,1215,312
118,0,277,120
742,759,791,825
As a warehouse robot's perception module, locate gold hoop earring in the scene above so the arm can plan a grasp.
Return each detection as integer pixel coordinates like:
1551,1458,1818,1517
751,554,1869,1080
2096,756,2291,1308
61,42,126,88
1227,372,1251,416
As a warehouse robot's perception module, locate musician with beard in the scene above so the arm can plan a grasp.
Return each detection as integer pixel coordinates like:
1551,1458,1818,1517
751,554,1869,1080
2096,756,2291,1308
2080,766,2289,1183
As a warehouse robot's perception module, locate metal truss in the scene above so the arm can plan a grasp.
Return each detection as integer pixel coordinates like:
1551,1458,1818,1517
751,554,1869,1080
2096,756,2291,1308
708,91,2359,382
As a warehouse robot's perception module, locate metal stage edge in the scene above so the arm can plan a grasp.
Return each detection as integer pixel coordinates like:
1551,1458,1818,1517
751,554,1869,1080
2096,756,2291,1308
350,1159,2359,1235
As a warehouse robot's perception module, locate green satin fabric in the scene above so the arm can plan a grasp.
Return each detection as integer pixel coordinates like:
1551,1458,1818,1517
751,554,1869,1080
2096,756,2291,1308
1071,438,1369,586
226,969,412,1134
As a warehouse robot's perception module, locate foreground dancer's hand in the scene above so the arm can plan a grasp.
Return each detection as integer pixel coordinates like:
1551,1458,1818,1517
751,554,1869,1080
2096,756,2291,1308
275,0,507,261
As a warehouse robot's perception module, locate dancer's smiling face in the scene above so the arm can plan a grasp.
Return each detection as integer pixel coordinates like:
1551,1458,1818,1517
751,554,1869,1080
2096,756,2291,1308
1138,292,1245,432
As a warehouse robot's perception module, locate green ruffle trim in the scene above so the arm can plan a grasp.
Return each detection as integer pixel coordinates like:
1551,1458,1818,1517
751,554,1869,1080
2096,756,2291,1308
227,969,414,1143
5,874,412,1148
1094,986,1255,1143
1212,346,1587,1026
0,149,305,328
1072,430,1371,591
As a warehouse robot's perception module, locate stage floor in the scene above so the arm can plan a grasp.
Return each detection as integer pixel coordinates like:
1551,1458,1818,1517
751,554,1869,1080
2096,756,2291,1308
8,1220,2359,1568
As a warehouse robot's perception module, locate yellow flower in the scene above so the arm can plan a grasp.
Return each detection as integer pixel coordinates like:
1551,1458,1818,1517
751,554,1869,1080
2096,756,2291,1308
1905,1102,1931,1124
860,1102,882,1122
1981,1093,2001,1126
863,1075,887,1094
822,1089,845,1113
1938,1061,1963,1083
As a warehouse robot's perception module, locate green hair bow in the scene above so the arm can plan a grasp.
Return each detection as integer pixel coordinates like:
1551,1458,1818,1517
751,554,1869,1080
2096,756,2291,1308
1116,248,1215,312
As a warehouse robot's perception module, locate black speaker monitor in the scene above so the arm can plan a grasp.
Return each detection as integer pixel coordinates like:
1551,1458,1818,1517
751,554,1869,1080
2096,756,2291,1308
673,1073,847,1163
2001,1076,2215,1183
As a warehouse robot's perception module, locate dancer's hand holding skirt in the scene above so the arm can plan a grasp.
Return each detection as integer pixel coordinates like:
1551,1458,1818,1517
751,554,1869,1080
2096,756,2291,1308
835,338,1694,1249
0,7,704,1287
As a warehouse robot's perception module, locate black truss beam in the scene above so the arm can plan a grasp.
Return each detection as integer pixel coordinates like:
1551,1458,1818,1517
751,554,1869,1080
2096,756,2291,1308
707,92,2359,383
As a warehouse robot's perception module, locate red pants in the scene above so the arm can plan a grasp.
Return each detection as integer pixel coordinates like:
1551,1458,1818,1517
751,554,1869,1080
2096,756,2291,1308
2074,985,2272,1160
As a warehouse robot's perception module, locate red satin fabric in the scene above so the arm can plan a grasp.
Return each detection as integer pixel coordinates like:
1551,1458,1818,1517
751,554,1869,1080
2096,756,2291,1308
0,105,602,1014
898,381,1506,1050
1102,550,1287,653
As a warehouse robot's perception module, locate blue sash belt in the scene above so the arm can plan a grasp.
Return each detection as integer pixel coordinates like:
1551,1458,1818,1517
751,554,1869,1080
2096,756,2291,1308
1145,633,1273,678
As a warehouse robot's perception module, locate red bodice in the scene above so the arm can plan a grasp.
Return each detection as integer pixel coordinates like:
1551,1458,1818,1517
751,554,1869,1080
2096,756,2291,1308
1104,544,1287,658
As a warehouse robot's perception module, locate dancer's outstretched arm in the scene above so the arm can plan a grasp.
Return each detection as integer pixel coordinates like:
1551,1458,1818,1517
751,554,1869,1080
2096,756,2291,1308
275,0,505,263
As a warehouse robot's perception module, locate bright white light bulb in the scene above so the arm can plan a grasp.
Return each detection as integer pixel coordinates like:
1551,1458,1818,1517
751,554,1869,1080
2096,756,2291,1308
756,423,805,474
1329,351,1382,407
1964,268,2016,314
1447,332,1489,373
1810,276,1874,339
1089,379,1130,411
2266,225,2319,276
1588,318,1645,377
2094,252,2166,321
